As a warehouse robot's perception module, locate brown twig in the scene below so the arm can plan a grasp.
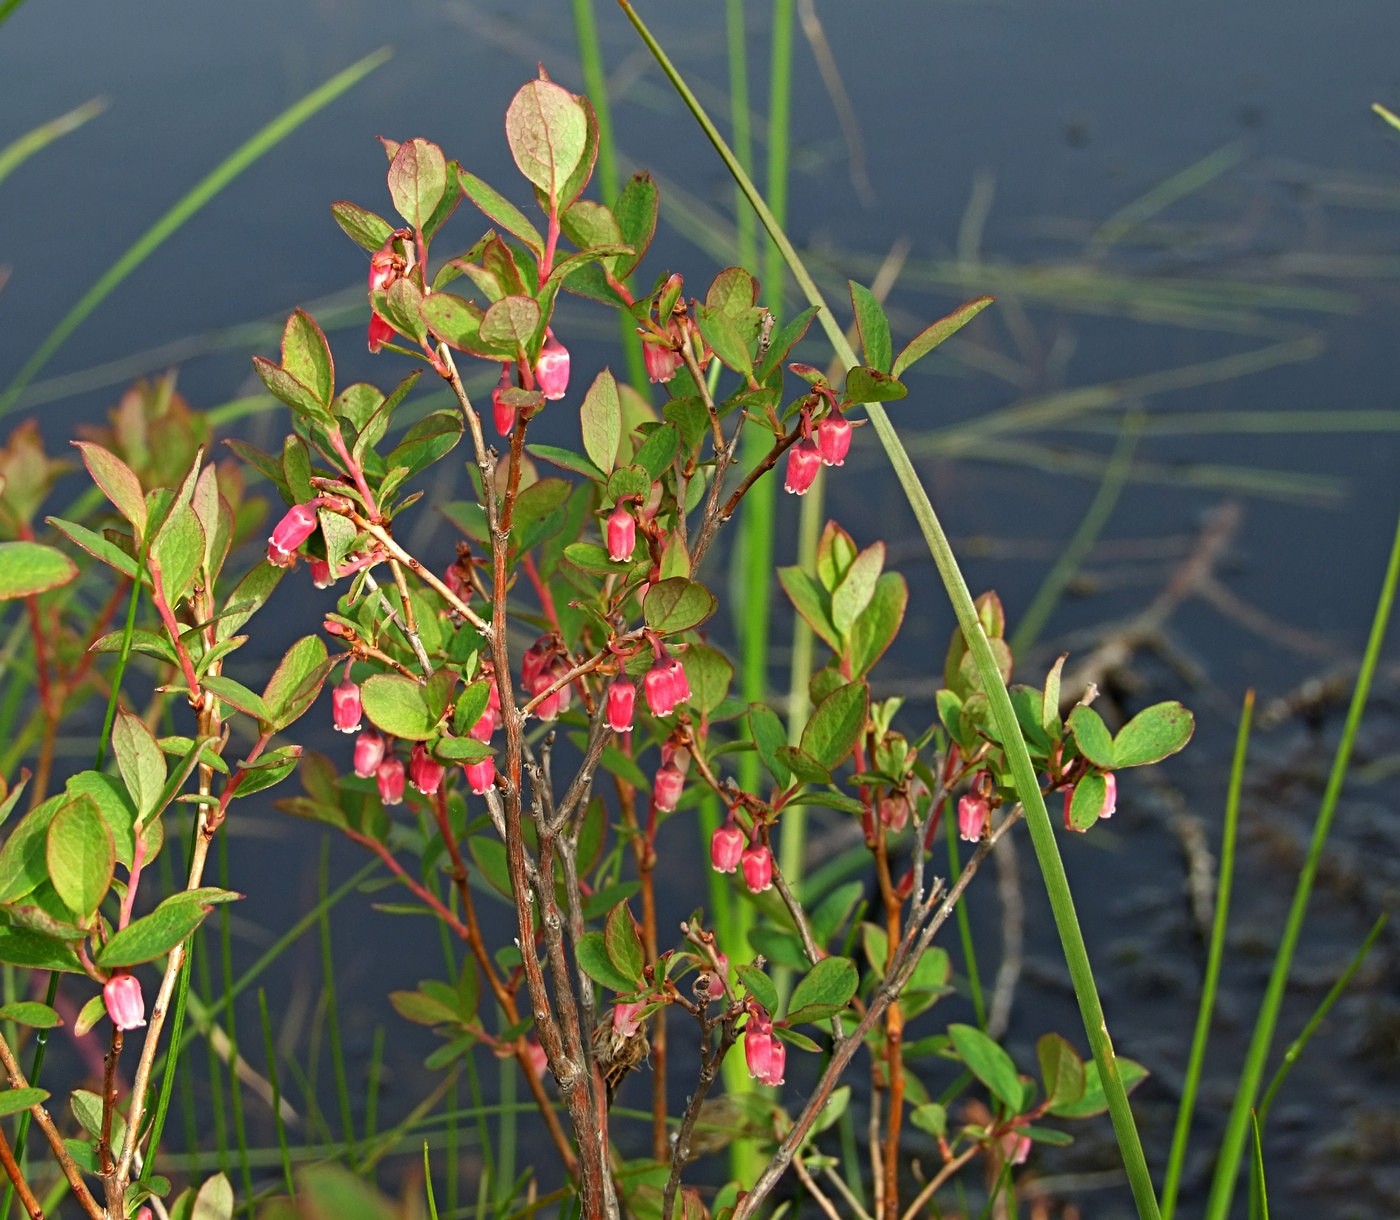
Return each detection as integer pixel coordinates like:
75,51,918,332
0,1123,44,1220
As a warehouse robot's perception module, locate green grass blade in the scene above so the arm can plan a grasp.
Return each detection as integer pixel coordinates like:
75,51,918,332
1256,912,1387,1125
0,0,30,30
139,937,194,1187
1160,690,1252,1219
727,0,758,272
0,98,109,188
219,836,255,1217
0,46,391,418
1248,1112,1269,1220
619,7,1162,1212
1090,142,1246,255
258,988,297,1200
1204,503,1400,1219
318,839,357,1158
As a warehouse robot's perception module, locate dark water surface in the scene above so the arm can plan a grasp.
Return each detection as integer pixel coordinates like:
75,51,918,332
3,1,1399,1215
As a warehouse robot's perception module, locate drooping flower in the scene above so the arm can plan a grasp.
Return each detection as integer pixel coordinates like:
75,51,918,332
643,654,688,718
309,558,334,588
522,637,573,721
409,743,445,795
710,820,745,874
958,791,990,843
816,411,852,466
331,678,362,734
606,504,636,563
367,241,404,353
376,756,406,806
605,680,636,734
464,756,496,795
353,730,387,779
740,842,774,893
267,502,319,567
469,670,503,743
784,440,822,496
613,1000,646,1039
492,364,515,437
534,330,570,401
653,761,684,813
104,972,146,1031
744,1017,786,1086
642,338,681,384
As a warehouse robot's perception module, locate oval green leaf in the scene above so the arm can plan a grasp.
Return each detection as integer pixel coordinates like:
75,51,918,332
643,578,716,635
0,542,77,599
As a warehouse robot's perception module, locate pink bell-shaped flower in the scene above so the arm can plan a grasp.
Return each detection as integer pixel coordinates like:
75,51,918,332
353,730,387,779
740,842,774,893
409,743,445,796
267,502,318,567
464,756,496,795
710,821,745,874
606,504,636,563
613,1000,646,1038
816,412,852,466
331,679,362,734
653,761,685,813
376,756,406,806
534,330,570,401
642,339,680,384
643,654,688,718
104,971,146,1031
784,440,822,495
958,791,990,843
492,363,515,437
605,680,636,733
744,1017,786,1086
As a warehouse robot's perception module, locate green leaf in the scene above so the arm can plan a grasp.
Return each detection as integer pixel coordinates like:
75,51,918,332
786,956,858,1024
1036,1032,1086,1109
604,903,645,987
1112,700,1195,767
385,409,463,480
528,444,605,483
1048,1056,1149,1118
1042,653,1067,736
735,963,779,1015
432,736,492,763
260,635,331,732
643,578,716,635
611,172,658,276
891,295,994,379
775,746,832,785
799,681,869,771
96,895,213,967
44,517,138,580
844,366,907,404
506,78,588,200
632,423,680,480
217,561,284,642
511,478,573,556
252,358,332,424
705,266,759,316
457,169,544,253
1066,772,1108,832
0,542,76,599
1066,706,1116,769
683,644,732,715
46,797,113,923
361,673,436,741
420,291,485,353
479,295,542,356
111,709,165,825
280,310,334,408
201,675,271,724
948,1023,1024,1111
830,543,885,637
150,501,205,608
849,572,908,678
576,931,636,993
73,441,146,537
777,567,841,653
748,705,791,788
0,797,61,905
0,1088,48,1118
390,985,460,1028
694,306,753,377
0,1002,61,1029
909,1102,947,1138
387,137,447,229
0,927,80,972
580,369,622,475
849,281,893,373
330,200,394,252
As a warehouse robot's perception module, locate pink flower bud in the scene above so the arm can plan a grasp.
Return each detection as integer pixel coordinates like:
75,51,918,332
409,743,444,795
331,679,362,733
492,363,515,436
267,502,318,567
643,654,688,718
613,1001,646,1039
376,756,405,806
606,504,636,563
605,680,635,733
534,330,570,401
744,1019,785,1086
309,558,334,588
653,761,684,812
353,730,387,778
710,821,745,874
104,972,146,1031
368,246,400,292
958,792,989,843
816,412,852,466
523,1037,549,1079
368,311,397,354
642,339,680,384
784,439,822,495
464,756,496,795
880,793,910,832
740,842,773,893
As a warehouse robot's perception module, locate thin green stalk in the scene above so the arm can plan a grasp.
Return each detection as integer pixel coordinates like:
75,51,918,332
0,0,29,28
1204,503,1400,1218
219,837,255,1217
495,1056,517,1216
257,989,296,1200
1258,912,1387,1125
317,839,356,1159
0,46,392,417
0,98,109,188
1247,1113,1270,1220
727,0,758,273
1009,409,1142,655
946,805,987,1029
1160,690,1252,1220
197,915,229,1176
139,938,194,1186
618,8,1162,1212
